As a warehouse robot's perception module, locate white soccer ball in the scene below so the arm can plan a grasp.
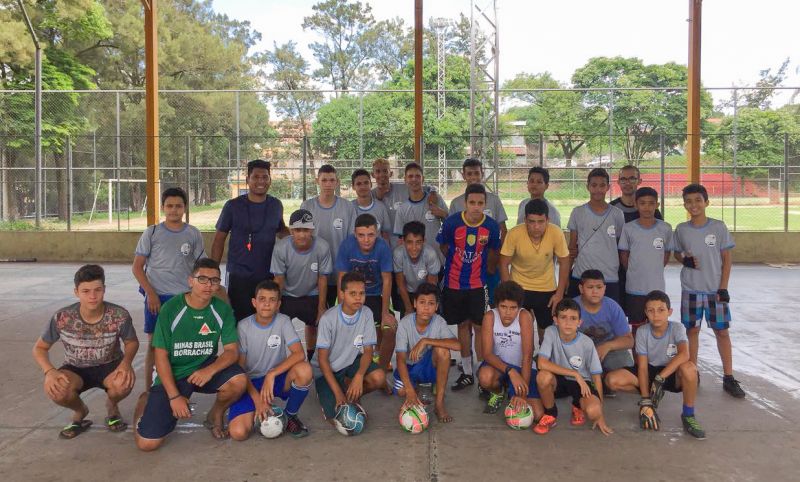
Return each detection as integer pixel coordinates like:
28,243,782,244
259,406,286,439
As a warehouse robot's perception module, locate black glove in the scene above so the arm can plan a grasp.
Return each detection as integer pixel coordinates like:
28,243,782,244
638,398,661,431
682,255,697,269
650,374,665,408
717,289,730,303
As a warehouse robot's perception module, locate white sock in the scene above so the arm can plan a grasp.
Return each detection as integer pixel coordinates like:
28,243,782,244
462,356,474,376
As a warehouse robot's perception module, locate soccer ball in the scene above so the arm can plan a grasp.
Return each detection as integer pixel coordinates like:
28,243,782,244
399,405,429,434
334,402,366,436
259,405,287,439
504,401,534,430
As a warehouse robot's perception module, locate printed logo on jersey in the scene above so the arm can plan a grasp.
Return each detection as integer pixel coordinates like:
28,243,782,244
666,343,678,358
483,208,493,217
376,222,382,232
569,355,583,369
704,234,717,247
495,330,519,349
424,210,436,222
653,237,665,250
310,262,319,273
606,225,616,238
198,323,216,336
354,334,364,352
267,334,281,349
393,201,403,210
478,234,489,246
180,242,191,256
467,234,476,246
417,269,427,279
333,218,344,230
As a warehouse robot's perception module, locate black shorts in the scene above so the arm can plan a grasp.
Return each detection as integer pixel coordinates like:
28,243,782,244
442,287,487,326
228,273,271,323
625,294,648,325
365,295,383,327
61,358,122,394
626,365,681,393
523,290,556,330
325,285,338,308
567,278,621,305
281,295,320,326
554,374,600,407
136,357,245,440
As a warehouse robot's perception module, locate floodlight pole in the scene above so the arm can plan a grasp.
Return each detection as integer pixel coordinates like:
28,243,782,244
687,0,702,184
141,0,160,225
16,0,42,227
414,0,423,165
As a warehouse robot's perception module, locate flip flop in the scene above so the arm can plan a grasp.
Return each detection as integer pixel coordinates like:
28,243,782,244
203,419,229,440
105,415,128,433
59,419,93,439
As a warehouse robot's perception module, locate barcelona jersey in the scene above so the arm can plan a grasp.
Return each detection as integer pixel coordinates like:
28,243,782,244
437,212,501,290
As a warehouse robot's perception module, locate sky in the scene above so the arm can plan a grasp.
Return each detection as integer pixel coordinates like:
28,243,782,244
212,0,799,105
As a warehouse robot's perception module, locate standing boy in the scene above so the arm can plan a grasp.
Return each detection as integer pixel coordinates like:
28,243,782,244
301,164,357,308
393,283,460,423
610,165,663,223
516,166,561,227
673,183,745,398
618,187,673,330
228,280,313,440
133,187,205,389
567,168,625,303
534,299,612,436
33,265,139,439
271,209,332,361
393,162,449,258
371,158,408,230
393,221,441,316
438,184,502,391
311,272,386,423
351,168,392,244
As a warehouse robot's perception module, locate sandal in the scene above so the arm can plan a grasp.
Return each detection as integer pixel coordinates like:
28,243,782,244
59,419,93,439
105,415,128,433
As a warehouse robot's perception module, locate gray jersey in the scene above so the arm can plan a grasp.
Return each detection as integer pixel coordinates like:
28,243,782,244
448,191,508,224
393,192,448,257
635,321,688,367
270,236,332,297
135,223,205,295
372,183,409,229
395,313,451,365
538,325,602,381
353,198,392,235
618,219,673,295
300,196,357,283
673,218,735,294
237,313,300,378
392,244,441,293
567,203,625,282
516,198,561,228
311,305,377,374
491,308,523,368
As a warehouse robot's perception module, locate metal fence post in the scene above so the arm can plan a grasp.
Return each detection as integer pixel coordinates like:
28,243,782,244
538,133,544,167
302,136,308,201
235,92,240,165
660,134,665,217
185,135,191,224
608,89,614,164
115,91,121,231
359,92,364,165
785,133,790,233
67,135,72,231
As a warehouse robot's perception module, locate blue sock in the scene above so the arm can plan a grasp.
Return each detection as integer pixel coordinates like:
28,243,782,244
285,382,310,416
682,405,694,417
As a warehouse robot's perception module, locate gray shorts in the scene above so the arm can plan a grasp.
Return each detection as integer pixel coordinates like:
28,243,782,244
601,349,634,372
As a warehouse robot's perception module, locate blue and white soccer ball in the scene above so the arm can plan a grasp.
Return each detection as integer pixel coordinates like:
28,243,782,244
334,402,366,436
259,405,287,439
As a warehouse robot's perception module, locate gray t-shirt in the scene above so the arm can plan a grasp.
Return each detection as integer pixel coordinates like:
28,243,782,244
538,325,603,381
393,192,448,257
270,236,332,298
448,191,508,224
673,218,735,294
567,203,626,282
353,198,392,236
618,219,674,295
516,198,561,228
311,305,377,375
300,196,357,284
237,313,300,378
395,313,451,365
635,321,688,367
373,183,409,229
135,223,205,295
392,244,441,293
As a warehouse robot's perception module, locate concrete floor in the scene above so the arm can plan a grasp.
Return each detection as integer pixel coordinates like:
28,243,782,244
0,262,798,482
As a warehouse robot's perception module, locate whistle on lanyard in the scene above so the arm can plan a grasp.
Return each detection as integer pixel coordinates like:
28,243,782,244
246,233,252,252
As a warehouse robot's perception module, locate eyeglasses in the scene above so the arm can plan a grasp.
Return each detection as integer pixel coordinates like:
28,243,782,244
193,275,222,285
618,176,639,183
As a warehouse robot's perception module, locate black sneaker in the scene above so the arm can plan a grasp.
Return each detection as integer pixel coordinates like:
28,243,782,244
477,385,490,401
483,392,504,414
285,414,309,438
603,388,617,399
451,374,474,391
681,415,706,440
723,377,746,398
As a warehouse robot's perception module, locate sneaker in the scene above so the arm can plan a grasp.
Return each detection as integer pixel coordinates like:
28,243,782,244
477,385,490,401
723,377,746,399
451,374,474,391
533,414,558,435
570,405,585,426
483,392,503,414
681,415,706,440
285,414,309,438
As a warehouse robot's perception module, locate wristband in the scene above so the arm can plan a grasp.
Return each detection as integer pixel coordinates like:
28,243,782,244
169,394,182,401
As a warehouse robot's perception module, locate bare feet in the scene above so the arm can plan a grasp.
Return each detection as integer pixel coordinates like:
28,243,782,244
434,402,453,423
204,409,229,440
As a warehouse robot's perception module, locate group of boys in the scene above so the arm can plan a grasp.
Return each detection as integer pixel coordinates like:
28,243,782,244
32,158,745,447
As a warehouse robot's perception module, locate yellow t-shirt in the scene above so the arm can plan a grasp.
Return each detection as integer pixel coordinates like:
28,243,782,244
500,223,569,292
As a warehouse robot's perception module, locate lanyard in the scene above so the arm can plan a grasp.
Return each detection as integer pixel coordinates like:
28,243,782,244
245,196,267,252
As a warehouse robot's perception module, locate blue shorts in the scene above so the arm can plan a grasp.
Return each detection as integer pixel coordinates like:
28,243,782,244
228,373,291,421
392,349,437,393
487,270,501,307
479,361,540,399
136,357,244,440
681,291,731,330
140,290,175,334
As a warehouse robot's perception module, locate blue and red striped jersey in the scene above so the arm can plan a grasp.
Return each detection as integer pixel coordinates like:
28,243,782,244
437,212,501,290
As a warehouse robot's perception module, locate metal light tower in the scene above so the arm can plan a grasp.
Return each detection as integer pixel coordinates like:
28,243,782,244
432,18,450,196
